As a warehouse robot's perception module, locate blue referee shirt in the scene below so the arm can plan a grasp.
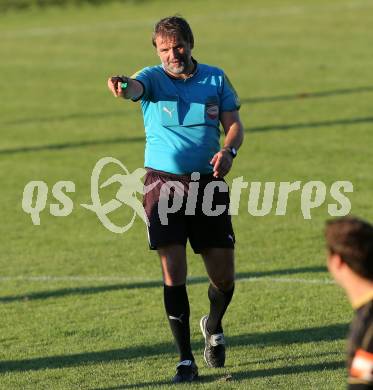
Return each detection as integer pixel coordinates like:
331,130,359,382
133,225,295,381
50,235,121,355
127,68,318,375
133,60,240,174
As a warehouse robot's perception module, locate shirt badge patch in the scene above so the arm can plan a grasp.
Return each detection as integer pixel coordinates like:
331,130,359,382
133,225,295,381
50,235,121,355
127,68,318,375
350,349,373,381
205,96,219,120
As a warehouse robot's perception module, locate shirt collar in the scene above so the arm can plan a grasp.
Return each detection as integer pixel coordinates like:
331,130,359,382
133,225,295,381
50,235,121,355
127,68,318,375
352,290,373,310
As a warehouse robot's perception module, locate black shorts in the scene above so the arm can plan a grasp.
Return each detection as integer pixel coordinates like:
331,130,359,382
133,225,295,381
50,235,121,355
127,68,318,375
143,168,235,254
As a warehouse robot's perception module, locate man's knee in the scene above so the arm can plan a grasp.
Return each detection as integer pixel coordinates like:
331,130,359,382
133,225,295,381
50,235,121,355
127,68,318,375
202,248,235,291
211,278,235,292
160,261,186,285
163,276,186,286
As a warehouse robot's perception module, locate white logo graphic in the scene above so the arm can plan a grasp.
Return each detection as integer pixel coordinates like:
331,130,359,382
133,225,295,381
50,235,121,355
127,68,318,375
21,156,354,232
169,314,184,324
81,157,158,234
211,334,225,346
163,106,174,118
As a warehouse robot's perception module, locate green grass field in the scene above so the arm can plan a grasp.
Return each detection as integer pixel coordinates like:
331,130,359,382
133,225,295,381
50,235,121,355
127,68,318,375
1,0,373,388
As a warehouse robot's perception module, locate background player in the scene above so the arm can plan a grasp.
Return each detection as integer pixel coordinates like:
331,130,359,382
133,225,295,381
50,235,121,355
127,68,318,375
326,216,373,389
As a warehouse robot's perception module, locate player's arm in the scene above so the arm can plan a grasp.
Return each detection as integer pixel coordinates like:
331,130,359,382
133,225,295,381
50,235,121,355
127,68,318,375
349,357,373,390
348,324,373,389
221,110,244,152
210,110,244,178
107,76,144,100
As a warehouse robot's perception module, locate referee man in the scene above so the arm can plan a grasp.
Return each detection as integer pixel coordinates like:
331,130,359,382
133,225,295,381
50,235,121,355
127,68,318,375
108,16,244,383
326,217,373,389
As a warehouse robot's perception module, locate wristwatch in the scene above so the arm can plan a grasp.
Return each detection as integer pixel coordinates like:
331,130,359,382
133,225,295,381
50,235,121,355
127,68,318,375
224,146,238,158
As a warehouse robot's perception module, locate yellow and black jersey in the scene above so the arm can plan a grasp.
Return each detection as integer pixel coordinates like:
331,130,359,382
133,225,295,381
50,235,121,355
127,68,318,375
348,292,373,389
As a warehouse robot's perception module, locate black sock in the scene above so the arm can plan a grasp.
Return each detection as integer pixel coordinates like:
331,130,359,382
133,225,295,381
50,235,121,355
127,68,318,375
207,283,235,334
163,284,194,362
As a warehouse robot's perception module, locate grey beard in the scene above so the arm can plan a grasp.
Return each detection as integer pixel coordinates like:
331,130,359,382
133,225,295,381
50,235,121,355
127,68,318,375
165,62,186,74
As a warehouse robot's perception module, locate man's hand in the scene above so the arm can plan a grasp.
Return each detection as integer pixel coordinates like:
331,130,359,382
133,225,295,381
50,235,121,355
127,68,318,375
210,148,233,178
107,75,144,100
107,75,129,98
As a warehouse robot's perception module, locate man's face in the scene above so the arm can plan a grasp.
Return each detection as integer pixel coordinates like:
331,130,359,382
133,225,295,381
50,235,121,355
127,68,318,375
155,35,192,76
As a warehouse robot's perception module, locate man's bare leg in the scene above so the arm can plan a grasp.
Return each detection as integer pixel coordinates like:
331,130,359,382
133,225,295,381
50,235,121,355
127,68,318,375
158,244,187,286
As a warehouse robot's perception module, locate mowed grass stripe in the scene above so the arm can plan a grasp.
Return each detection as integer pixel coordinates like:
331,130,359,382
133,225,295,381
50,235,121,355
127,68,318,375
0,275,333,285
1,0,372,38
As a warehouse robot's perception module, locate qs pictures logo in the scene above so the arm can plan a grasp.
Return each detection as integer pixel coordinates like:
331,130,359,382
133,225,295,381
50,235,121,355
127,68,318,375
21,157,354,233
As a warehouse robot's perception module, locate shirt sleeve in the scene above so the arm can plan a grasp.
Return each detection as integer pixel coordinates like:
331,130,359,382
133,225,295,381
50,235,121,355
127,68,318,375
349,323,373,389
220,73,241,112
131,67,153,102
